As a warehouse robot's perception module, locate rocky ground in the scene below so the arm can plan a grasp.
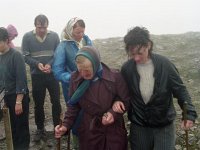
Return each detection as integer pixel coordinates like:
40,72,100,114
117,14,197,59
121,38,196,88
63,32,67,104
0,92,72,150
0,98,199,149
0,33,200,149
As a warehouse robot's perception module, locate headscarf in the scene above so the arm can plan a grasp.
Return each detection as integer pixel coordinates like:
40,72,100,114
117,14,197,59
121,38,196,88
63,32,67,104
61,17,82,41
67,46,103,105
7,24,18,39
6,24,18,48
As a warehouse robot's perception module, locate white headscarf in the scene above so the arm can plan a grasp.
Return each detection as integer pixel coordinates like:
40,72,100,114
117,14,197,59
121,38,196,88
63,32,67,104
61,17,82,41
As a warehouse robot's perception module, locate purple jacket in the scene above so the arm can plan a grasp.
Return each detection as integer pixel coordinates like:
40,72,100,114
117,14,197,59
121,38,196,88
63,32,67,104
63,63,130,150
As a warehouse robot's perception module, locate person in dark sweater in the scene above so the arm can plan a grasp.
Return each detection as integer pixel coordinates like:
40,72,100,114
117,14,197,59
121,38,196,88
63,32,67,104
0,27,30,150
21,14,61,142
113,26,197,150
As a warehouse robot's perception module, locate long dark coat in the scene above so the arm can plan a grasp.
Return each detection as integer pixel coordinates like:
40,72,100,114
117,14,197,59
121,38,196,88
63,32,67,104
63,63,130,150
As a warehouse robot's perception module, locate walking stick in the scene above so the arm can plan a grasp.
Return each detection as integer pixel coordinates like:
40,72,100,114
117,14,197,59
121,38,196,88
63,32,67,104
0,88,14,150
0,88,5,122
67,130,70,150
56,119,62,150
183,101,189,150
3,106,14,150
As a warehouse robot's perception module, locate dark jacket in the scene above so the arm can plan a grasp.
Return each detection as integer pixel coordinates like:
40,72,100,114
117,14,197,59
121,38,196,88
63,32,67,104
63,63,130,150
121,53,197,127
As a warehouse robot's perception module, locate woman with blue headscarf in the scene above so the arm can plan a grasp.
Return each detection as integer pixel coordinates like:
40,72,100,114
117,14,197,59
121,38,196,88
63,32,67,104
55,46,130,150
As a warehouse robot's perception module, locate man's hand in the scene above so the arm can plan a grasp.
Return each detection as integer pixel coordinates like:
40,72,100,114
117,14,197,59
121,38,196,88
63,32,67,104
38,63,51,73
112,101,125,113
43,64,51,73
38,63,45,71
102,112,114,125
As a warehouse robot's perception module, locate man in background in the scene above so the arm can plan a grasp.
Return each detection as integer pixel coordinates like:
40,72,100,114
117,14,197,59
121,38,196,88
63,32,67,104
22,14,61,142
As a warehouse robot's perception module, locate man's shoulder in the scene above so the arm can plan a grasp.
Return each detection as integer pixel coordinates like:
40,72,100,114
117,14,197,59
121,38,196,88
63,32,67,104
48,30,59,36
122,59,134,68
23,31,34,38
152,53,171,64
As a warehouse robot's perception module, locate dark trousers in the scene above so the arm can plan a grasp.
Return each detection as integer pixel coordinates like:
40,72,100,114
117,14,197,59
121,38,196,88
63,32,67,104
129,123,175,150
4,94,30,150
31,74,61,129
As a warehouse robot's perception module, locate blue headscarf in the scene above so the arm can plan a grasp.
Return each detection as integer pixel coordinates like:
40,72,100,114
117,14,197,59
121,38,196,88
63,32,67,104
67,46,102,105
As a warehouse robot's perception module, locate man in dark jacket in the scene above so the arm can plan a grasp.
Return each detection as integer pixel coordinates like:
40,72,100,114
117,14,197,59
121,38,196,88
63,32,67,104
113,26,197,150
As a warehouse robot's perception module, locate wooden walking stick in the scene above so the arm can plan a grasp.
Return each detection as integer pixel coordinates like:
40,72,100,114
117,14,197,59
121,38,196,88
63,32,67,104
3,106,14,150
183,101,189,150
0,88,14,150
67,130,70,150
56,120,71,150
0,88,5,122
56,118,63,150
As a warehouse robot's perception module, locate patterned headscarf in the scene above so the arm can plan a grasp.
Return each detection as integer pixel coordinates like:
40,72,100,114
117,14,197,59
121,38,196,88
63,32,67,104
61,17,82,41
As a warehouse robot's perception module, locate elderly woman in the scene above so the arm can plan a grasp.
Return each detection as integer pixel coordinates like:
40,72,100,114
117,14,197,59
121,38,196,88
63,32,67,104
55,46,130,150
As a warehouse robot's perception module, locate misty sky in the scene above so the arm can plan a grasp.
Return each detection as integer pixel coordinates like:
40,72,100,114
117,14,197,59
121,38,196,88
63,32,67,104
1,0,199,46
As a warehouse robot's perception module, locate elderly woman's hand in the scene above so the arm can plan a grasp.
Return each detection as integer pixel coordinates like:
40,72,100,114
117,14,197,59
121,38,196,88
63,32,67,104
102,112,114,125
55,125,67,138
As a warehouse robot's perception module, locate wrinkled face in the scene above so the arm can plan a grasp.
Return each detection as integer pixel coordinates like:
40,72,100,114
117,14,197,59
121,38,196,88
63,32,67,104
35,21,48,38
72,25,85,42
76,56,94,80
128,44,150,64
0,40,8,53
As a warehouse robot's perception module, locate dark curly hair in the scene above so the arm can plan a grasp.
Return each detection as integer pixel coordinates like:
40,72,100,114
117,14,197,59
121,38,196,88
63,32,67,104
0,27,9,42
124,26,153,55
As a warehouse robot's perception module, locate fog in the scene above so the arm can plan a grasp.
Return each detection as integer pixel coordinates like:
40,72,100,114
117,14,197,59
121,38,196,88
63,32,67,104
1,0,199,46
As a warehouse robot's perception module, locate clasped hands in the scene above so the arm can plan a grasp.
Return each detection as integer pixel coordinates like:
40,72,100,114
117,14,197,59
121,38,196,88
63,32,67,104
55,101,125,138
38,63,51,73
